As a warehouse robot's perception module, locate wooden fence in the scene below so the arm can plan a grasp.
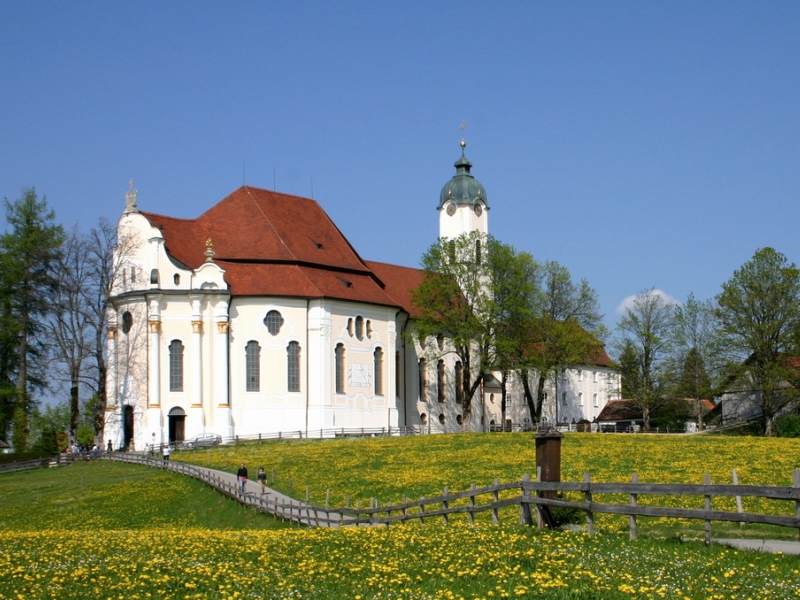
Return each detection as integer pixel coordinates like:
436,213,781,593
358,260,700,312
0,452,91,475
110,454,800,542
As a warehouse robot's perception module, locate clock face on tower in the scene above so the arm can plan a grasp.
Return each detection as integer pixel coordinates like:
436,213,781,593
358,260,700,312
446,203,456,216
473,204,483,217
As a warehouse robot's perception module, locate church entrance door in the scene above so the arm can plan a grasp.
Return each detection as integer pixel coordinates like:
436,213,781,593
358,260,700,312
168,407,186,444
123,406,134,449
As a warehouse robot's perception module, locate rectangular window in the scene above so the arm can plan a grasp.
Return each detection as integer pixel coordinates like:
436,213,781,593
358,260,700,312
579,392,584,407
169,340,184,392
593,370,598,383
593,393,598,407
578,369,583,381
562,391,567,405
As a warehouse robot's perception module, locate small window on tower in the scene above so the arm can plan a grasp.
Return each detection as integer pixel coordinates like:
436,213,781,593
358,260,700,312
173,273,180,286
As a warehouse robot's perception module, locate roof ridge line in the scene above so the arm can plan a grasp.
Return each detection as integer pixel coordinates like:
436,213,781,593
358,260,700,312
243,186,297,261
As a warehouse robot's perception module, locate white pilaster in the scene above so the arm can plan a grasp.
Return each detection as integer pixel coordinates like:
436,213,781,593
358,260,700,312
307,301,332,431
213,299,232,438
147,297,162,447
386,317,398,426
189,296,204,436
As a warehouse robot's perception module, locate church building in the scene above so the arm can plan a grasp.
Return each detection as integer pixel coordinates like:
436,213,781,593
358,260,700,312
105,144,619,450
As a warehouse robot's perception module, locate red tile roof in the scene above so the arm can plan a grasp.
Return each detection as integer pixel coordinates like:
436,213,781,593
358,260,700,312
141,186,424,310
365,260,426,317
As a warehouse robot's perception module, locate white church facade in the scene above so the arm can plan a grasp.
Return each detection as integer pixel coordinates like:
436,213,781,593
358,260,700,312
105,145,620,450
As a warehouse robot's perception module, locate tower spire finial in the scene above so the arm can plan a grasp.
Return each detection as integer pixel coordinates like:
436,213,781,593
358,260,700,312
124,179,138,214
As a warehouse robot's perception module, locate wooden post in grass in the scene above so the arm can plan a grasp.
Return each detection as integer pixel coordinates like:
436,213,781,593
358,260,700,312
520,473,533,526
628,472,638,541
583,472,593,535
468,484,476,524
793,469,800,541
703,473,713,545
492,479,500,524
732,469,744,527
442,487,450,524
419,498,426,523
535,466,543,529
402,496,409,522
370,498,377,525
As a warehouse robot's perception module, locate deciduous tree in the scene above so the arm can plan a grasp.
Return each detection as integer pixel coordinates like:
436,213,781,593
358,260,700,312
715,247,800,435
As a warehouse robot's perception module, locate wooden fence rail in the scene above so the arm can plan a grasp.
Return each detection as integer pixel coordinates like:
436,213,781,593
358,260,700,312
107,454,800,542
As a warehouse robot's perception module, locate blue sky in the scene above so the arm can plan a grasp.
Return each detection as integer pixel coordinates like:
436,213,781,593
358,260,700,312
1,2,798,334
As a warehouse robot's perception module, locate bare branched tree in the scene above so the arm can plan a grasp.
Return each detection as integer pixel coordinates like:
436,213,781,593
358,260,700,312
48,228,92,440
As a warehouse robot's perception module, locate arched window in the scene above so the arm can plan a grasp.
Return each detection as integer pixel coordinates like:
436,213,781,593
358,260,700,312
335,343,346,394
418,358,427,402
475,239,481,265
347,318,354,337
436,334,444,351
437,359,445,403
366,320,372,338
173,273,180,286
169,340,184,392
438,413,445,425
150,269,159,284
130,266,136,282
287,342,301,392
456,414,463,426
355,316,364,340
264,310,284,335
245,341,260,392
121,311,133,334
420,413,427,425
374,347,384,396
447,240,456,263
455,361,464,406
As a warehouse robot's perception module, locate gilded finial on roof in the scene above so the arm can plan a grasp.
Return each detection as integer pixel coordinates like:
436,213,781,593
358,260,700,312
124,179,138,214
204,238,215,262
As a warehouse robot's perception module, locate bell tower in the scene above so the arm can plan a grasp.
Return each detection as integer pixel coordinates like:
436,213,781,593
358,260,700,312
438,140,489,240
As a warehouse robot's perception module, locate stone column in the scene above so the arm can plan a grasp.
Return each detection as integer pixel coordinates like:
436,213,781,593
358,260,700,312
213,300,232,439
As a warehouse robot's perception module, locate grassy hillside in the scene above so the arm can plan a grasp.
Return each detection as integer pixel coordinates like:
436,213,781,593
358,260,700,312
175,433,799,505
1,444,798,599
0,460,289,531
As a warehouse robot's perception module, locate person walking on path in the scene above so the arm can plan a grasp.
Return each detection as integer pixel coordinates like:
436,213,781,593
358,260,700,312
237,464,248,495
162,444,171,464
257,466,267,494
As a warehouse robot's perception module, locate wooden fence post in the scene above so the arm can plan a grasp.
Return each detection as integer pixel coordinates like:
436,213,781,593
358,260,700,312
491,479,500,524
628,472,638,541
402,496,409,522
732,469,744,527
370,498,377,525
442,487,449,524
534,466,543,529
703,473,712,545
419,498,425,523
583,472,593,535
520,474,533,526
468,484,476,524
793,469,800,541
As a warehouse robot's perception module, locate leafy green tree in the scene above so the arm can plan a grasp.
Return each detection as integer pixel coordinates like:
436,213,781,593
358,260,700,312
716,247,800,435
412,232,537,420
618,340,640,400
617,289,674,431
516,261,604,424
670,294,721,430
0,189,64,451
